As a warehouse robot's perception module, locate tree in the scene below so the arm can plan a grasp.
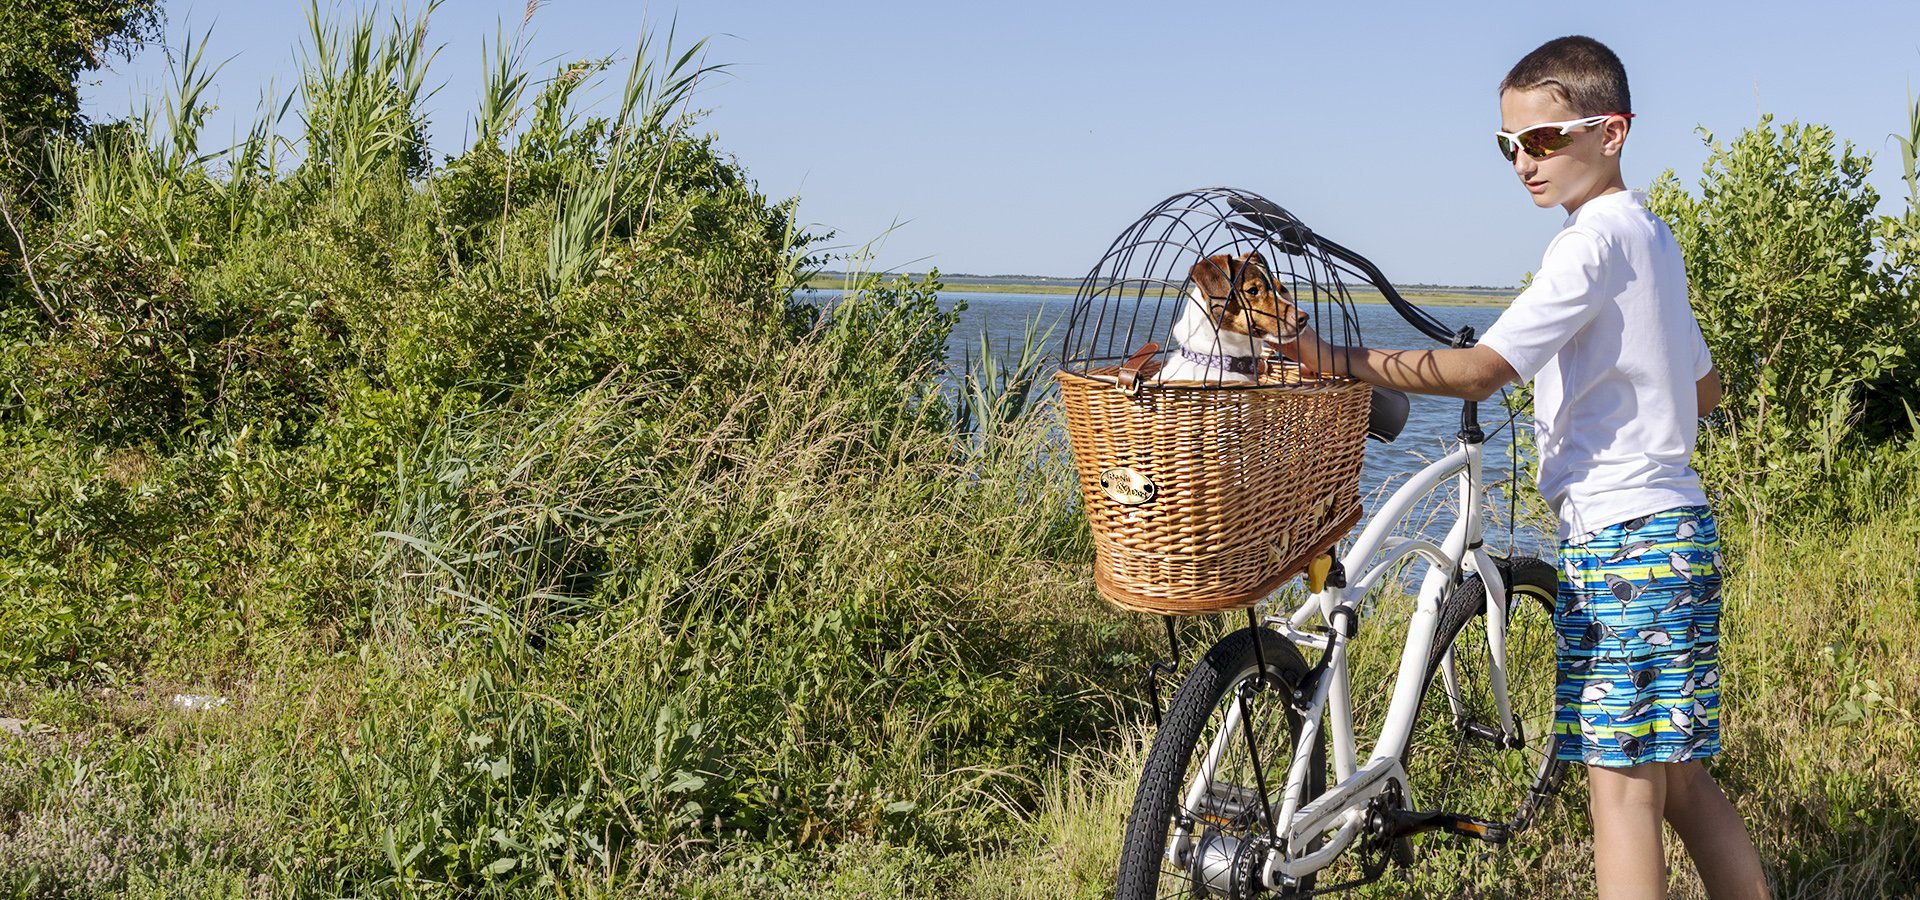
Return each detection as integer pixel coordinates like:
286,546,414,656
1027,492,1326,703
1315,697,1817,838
1,1,160,327
0,0,163,146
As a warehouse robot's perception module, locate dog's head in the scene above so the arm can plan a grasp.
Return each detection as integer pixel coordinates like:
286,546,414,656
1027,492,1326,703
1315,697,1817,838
1189,251,1308,345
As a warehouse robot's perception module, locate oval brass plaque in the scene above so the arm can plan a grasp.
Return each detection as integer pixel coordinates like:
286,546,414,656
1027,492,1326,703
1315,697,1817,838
1100,467,1157,506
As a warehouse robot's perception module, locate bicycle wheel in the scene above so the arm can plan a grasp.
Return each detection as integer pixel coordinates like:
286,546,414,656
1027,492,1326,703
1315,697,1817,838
1117,626,1326,899
1407,556,1566,834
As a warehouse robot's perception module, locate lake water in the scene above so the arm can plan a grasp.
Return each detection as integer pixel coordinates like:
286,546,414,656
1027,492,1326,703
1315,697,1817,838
810,288,1547,556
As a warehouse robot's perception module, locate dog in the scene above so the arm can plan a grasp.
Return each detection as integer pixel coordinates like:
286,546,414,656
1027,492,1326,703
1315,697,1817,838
1154,251,1309,385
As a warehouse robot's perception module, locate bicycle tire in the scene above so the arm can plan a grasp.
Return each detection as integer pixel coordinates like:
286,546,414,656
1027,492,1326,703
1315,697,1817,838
1116,626,1325,899
1408,555,1567,834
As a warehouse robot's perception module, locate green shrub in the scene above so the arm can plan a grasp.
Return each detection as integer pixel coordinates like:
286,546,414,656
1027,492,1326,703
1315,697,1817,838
0,5,823,677
1648,117,1920,514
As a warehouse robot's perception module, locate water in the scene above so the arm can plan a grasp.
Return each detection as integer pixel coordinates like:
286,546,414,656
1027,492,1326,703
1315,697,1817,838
809,288,1546,556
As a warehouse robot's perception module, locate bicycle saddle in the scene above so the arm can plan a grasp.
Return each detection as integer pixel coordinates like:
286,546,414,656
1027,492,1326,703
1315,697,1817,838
1369,386,1409,443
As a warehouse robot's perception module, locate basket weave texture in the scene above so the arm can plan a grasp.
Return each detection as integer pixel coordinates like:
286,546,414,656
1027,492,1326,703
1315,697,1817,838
1057,364,1371,615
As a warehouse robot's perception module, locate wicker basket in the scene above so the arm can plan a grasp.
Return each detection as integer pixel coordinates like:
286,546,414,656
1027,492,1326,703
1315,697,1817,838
1057,355,1372,616
1056,187,1385,615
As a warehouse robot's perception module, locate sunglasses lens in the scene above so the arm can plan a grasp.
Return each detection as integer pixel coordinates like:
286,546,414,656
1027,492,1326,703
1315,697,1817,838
1520,129,1575,159
1498,122,1593,161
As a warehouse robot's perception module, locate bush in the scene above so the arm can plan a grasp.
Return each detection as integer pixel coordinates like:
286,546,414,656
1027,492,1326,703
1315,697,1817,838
0,9,1145,894
0,5,827,673
1647,117,1920,513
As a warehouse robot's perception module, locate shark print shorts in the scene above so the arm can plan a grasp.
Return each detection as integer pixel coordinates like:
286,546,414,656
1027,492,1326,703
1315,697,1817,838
1553,505,1723,767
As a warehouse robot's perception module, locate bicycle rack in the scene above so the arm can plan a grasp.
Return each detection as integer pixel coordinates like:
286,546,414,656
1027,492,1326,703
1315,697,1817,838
1143,615,1181,727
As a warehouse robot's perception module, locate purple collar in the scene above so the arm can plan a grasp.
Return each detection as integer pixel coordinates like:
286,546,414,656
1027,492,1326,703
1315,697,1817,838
1178,346,1260,375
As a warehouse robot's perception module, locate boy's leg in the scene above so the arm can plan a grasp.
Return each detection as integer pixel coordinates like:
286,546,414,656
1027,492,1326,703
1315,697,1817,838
1588,763,1670,899
1663,760,1770,899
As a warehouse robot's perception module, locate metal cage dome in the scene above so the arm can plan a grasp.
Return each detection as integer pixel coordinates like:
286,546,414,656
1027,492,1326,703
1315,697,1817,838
1058,186,1460,387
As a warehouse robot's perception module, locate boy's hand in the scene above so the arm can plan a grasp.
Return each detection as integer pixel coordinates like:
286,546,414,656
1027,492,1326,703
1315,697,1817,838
1280,323,1340,378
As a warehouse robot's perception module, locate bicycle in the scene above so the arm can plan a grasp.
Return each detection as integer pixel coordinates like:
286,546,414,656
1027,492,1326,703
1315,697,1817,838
1113,236,1567,898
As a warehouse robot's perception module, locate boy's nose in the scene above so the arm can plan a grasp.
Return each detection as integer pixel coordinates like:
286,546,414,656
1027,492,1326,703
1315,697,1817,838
1512,152,1538,179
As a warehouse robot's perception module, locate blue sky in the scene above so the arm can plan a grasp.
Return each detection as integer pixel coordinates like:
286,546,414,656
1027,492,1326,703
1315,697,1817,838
82,1,1920,286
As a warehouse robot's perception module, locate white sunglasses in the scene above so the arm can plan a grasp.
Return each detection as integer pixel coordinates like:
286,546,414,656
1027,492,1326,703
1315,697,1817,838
1495,113,1632,161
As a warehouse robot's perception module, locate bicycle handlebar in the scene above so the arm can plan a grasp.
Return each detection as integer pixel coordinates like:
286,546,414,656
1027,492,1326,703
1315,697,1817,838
1225,193,1477,349
1311,234,1473,348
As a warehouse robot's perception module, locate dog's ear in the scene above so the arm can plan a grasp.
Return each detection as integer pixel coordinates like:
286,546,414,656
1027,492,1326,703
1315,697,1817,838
1222,252,1270,318
1191,255,1234,304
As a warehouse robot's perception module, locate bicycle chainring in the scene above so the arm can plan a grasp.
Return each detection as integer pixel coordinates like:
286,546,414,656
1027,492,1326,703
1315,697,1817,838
1364,779,1416,870
1299,778,1412,894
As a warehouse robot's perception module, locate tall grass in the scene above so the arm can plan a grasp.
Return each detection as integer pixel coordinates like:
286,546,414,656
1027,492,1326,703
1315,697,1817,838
0,6,1914,898
0,330,1131,894
300,0,436,196
0,8,1146,893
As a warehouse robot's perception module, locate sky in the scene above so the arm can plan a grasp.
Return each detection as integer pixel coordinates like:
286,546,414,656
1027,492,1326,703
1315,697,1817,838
80,1,1920,287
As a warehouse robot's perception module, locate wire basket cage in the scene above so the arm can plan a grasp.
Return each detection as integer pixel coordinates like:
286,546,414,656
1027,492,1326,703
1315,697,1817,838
1060,187,1375,382
1056,187,1388,616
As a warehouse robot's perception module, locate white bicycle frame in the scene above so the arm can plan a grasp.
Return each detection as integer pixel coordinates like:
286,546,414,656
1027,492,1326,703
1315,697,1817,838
1165,433,1523,886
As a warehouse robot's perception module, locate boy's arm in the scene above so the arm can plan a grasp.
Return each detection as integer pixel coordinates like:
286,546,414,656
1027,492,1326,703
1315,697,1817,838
1696,367,1721,416
1281,229,1605,400
1283,326,1518,401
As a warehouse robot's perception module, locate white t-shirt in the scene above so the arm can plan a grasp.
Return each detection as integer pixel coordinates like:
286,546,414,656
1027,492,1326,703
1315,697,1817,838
1479,190,1712,540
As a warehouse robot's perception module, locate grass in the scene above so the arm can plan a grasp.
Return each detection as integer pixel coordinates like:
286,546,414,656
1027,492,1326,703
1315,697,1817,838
1,427,1912,897
960,488,1920,899
0,341,1137,895
0,7,1913,897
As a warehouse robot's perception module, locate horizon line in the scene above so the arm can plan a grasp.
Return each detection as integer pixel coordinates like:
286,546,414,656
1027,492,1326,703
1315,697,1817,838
808,270,1522,293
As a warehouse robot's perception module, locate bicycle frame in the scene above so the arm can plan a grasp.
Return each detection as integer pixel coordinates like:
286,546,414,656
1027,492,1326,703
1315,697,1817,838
1165,420,1524,885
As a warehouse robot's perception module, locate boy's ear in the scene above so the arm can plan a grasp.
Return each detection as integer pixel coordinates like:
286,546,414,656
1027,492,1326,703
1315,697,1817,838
1191,255,1233,303
1602,115,1631,156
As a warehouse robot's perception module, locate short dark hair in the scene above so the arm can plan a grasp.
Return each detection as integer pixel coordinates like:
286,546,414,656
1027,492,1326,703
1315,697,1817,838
1500,36,1630,116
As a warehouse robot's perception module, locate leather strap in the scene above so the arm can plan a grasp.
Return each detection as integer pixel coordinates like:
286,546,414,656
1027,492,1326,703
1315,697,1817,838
1116,343,1161,396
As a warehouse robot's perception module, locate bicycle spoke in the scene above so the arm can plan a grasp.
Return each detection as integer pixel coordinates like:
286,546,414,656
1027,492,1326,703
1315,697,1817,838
1411,560,1566,834
1117,627,1324,900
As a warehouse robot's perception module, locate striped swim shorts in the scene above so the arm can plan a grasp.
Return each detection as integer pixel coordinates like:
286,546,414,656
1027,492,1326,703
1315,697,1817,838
1553,505,1723,767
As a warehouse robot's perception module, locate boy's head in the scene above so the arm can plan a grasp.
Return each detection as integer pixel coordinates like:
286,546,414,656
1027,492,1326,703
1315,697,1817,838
1497,36,1633,213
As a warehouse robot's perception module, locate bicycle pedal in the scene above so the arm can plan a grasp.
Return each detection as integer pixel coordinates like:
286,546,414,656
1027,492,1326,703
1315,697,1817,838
1440,815,1511,845
1378,808,1511,845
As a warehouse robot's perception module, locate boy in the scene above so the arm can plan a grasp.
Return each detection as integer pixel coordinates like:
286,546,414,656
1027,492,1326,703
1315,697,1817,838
1285,36,1770,899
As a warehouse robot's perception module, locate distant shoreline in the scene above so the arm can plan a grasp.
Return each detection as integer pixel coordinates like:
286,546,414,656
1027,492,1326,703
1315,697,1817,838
802,274,1514,309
